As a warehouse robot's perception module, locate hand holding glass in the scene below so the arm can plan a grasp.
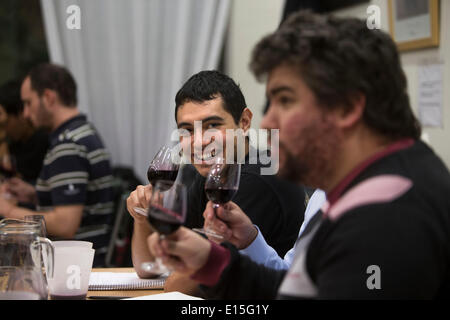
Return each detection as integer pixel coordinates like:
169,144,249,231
193,157,241,239
141,181,187,275
134,145,180,216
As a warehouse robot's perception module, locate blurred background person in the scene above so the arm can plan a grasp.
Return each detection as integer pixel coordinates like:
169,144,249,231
0,80,49,186
0,63,114,266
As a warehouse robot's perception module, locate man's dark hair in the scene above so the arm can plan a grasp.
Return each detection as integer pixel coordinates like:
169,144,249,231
250,10,421,140
27,63,78,107
0,80,23,115
175,70,247,124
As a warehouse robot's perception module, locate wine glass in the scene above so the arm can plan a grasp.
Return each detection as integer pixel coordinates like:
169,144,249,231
147,145,180,191
192,156,241,239
134,145,180,217
141,181,187,275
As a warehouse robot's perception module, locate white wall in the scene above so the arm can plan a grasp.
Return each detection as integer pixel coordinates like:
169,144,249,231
225,0,284,129
226,0,450,168
333,0,450,169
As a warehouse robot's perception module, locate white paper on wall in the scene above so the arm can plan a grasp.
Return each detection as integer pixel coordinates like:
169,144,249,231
418,63,444,128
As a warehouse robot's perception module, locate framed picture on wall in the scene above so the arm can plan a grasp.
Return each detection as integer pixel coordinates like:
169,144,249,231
388,0,440,51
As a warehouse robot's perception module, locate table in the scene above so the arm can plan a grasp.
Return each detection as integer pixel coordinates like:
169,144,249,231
87,267,165,299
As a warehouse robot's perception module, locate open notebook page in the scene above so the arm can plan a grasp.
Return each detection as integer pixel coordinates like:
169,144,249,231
88,272,167,290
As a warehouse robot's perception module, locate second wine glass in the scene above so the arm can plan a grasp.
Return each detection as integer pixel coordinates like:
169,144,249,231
134,145,180,217
141,181,187,275
147,145,179,191
192,156,241,239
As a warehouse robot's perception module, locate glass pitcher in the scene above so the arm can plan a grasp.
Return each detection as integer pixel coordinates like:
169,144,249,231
0,218,54,300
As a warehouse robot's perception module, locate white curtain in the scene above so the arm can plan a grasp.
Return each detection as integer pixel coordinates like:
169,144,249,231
40,0,230,182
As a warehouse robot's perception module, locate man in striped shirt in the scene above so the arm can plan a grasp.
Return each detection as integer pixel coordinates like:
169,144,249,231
0,63,114,266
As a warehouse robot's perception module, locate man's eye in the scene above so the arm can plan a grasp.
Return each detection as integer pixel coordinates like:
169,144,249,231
181,128,193,134
207,123,220,129
279,97,292,105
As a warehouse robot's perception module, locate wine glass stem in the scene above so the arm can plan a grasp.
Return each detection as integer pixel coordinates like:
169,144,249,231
212,203,220,217
207,203,220,231
157,234,170,272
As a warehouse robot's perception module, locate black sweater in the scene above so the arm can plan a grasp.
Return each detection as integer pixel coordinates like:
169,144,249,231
199,141,450,299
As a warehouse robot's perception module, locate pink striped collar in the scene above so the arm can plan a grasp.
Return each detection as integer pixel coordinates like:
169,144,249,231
326,138,415,206
322,174,413,221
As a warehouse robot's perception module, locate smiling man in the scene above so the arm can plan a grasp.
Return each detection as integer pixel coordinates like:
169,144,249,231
174,80,251,176
127,71,307,285
174,71,306,246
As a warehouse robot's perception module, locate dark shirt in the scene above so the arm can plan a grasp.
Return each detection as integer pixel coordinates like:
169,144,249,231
178,163,198,189
8,129,49,185
200,140,450,299
36,114,114,263
185,149,306,257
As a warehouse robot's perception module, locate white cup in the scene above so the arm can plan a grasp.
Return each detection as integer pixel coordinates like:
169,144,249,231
47,245,95,300
53,240,93,249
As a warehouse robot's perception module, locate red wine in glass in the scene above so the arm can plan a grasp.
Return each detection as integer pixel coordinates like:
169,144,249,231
147,203,183,235
147,146,179,191
147,167,178,192
192,158,241,238
141,182,187,275
205,187,238,204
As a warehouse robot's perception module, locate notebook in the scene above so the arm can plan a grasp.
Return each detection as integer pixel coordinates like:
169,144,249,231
88,272,167,290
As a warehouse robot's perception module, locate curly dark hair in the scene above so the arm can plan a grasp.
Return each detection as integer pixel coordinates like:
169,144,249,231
175,70,247,125
250,10,421,140
0,80,23,115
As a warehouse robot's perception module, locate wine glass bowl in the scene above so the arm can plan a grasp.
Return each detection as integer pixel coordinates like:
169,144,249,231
146,146,179,192
141,181,187,275
193,157,241,238
134,145,180,217
146,182,186,236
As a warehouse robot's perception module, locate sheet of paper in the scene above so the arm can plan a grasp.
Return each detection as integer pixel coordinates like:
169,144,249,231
124,291,204,300
418,64,443,127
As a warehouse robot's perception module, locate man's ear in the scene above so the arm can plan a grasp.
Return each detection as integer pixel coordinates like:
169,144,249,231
335,93,366,129
41,89,58,109
239,108,253,132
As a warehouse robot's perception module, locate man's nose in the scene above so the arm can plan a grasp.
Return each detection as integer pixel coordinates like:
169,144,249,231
22,105,30,119
193,130,212,147
260,104,278,130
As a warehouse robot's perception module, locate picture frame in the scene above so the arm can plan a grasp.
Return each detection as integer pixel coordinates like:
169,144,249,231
388,0,440,52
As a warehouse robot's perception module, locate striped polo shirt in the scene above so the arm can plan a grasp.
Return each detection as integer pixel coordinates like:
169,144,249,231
36,114,114,247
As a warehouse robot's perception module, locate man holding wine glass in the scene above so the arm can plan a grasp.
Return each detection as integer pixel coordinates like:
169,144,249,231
147,11,450,299
127,71,308,294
